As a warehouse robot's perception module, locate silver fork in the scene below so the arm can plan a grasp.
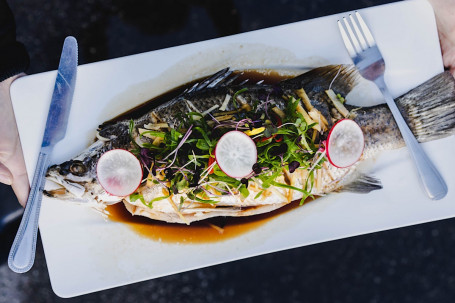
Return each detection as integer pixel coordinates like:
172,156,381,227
338,12,447,200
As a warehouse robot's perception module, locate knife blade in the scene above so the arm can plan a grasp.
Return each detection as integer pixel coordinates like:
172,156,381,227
8,36,78,273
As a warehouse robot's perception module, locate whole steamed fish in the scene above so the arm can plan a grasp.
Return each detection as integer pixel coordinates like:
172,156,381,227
44,65,455,224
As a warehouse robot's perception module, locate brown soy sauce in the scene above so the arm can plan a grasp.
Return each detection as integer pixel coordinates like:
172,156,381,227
106,200,308,244
106,70,306,244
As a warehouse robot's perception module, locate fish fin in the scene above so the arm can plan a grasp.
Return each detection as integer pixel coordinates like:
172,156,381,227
337,173,383,194
187,68,233,93
397,71,455,142
280,64,360,96
280,65,360,128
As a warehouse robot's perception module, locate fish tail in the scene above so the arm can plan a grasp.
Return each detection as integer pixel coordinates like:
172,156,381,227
397,71,455,142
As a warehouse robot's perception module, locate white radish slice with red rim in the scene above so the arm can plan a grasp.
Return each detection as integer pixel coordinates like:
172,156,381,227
215,130,257,178
326,119,365,168
96,149,143,196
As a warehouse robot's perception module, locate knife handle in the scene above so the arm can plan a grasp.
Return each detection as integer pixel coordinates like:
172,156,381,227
8,151,50,273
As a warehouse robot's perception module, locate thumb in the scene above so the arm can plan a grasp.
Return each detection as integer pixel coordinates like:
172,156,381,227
0,162,13,185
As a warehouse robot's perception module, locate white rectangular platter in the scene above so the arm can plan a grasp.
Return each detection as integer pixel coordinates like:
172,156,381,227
10,0,454,298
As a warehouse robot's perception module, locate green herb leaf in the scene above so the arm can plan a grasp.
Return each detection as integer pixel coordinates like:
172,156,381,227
140,130,166,138
130,191,170,209
170,129,182,142
239,184,250,198
128,119,141,149
178,196,185,211
176,178,189,191
194,127,213,148
147,194,171,209
232,88,248,108
196,139,210,151
141,143,162,150
187,192,217,204
209,174,241,187
254,190,264,199
130,192,145,204
336,93,345,103
263,124,278,138
270,181,306,193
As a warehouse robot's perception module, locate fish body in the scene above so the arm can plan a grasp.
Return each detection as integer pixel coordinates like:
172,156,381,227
45,65,455,224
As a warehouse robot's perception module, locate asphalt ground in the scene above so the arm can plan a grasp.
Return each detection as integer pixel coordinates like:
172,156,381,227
2,0,455,302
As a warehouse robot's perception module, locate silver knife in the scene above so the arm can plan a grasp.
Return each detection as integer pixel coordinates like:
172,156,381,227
8,36,78,273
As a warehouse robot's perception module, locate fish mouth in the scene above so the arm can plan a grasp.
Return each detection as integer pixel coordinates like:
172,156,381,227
45,169,123,205
43,175,120,217
44,171,88,200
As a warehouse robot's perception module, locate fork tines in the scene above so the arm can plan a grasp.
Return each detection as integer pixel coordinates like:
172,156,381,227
338,12,376,57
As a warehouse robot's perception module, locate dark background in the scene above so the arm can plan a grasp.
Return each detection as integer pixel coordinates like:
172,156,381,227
2,0,455,302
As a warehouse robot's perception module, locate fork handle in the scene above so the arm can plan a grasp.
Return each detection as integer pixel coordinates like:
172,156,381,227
374,76,448,200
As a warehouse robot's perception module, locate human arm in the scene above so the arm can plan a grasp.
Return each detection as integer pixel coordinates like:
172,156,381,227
0,0,30,206
428,0,455,76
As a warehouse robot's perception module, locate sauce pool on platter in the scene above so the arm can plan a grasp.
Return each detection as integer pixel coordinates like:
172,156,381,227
106,198,314,244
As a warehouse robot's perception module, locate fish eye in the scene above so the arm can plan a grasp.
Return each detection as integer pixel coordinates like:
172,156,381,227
58,161,72,175
70,161,87,176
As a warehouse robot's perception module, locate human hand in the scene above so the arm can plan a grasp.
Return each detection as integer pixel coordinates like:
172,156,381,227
429,0,455,76
0,75,29,207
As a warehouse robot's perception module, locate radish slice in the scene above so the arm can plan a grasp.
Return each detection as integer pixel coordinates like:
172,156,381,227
326,119,364,168
96,149,143,196
215,131,257,178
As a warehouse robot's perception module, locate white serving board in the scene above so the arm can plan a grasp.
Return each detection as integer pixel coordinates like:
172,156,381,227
10,0,452,298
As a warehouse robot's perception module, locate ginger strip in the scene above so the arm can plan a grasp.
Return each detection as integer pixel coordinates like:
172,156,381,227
296,103,321,132
295,88,313,111
325,89,349,118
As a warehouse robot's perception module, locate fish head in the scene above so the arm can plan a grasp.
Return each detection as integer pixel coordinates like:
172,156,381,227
44,142,124,206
